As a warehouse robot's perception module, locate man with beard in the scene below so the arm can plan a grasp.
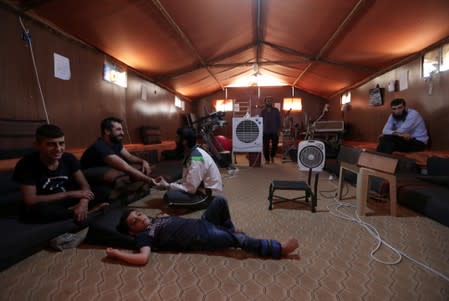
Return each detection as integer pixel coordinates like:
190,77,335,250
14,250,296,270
152,127,222,208
376,98,428,154
81,117,154,200
259,96,281,164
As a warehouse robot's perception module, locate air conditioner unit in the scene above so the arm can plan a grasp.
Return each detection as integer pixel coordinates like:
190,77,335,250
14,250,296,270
297,140,325,172
232,117,263,152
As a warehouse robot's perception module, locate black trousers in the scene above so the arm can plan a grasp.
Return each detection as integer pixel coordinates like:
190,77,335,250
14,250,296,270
262,133,279,161
376,135,426,154
22,185,110,223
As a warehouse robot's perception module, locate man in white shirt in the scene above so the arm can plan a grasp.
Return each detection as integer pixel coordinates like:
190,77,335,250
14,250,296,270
153,128,222,208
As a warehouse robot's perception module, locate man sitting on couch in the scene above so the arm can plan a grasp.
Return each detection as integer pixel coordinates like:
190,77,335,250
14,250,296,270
13,124,109,223
81,117,155,201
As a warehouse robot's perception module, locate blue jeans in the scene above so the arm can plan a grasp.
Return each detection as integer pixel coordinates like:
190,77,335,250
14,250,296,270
196,196,282,258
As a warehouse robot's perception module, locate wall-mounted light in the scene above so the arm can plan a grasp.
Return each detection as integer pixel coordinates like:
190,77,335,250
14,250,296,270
175,96,185,110
103,60,127,88
215,99,234,112
283,86,302,111
282,97,302,111
341,91,351,111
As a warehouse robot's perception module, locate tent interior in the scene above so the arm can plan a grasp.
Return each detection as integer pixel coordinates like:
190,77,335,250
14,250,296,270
1,0,449,300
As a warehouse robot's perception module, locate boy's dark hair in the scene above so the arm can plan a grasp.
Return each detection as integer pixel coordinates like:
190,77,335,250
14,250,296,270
35,124,64,142
180,127,197,148
390,98,406,107
101,117,123,135
117,209,133,234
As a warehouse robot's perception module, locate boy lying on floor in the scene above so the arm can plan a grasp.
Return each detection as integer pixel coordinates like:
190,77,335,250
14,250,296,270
106,196,298,265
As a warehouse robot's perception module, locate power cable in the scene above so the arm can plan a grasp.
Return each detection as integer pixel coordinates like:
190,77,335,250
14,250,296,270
321,179,449,283
19,16,50,124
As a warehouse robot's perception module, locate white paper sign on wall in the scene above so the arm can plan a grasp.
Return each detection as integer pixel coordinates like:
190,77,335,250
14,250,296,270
54,53,71,80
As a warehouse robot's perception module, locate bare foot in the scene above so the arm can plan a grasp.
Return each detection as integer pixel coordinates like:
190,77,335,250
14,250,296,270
281,238,299,256
88,202,110,213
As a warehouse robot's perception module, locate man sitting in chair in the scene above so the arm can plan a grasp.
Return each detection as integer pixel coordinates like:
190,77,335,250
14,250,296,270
152,128,222,208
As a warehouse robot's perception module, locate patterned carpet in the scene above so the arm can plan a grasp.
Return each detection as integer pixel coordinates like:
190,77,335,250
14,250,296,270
1,157,448,300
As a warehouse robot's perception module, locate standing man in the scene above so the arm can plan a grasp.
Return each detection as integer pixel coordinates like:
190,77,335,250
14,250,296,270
259,96,281,164
81,117,154,199
376,98,428,154
13,124,109,223
152,127,222,208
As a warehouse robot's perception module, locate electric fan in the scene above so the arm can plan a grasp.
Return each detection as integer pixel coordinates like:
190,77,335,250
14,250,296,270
232,117,263,152
297,140,325,171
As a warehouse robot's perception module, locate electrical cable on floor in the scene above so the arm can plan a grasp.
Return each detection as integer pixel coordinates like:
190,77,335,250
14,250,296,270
19,16,50,124
321,178,449,283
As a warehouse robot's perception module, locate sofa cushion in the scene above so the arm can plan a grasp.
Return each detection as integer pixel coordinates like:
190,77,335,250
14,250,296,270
399,184,449,227
427,157,449,176
84,206,135,249
416,176,449,188
0,218,81,271
0,170,22,217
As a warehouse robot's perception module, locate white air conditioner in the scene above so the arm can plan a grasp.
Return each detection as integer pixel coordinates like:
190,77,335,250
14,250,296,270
297,140,325,172
232,117,263,152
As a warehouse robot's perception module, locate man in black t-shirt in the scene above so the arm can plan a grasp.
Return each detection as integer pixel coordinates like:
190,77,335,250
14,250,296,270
13,124,108,223
81,117,155,198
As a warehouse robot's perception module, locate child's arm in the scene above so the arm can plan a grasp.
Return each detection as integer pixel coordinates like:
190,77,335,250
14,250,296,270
106,246,151,265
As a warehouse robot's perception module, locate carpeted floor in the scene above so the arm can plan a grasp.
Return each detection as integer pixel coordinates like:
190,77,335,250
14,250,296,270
1,157,448,300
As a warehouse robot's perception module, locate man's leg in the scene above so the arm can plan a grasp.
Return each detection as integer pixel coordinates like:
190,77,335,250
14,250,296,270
262,134,271,162
401,139,426,152
376,135,397,154
164,189,209,208
23,199,78,223
270,133,279,161
201,223,283,259
201,196,235,231
377,135,426,153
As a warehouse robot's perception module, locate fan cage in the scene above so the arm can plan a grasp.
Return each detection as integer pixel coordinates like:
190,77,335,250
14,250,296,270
235,120,260,143
298,145,324,169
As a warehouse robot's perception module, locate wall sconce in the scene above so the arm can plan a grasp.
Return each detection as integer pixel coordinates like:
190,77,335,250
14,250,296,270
215,99,234,112
283,86,302,111
282,97,302,111
175,96,185,110
340,91,351,111
103,60,127,88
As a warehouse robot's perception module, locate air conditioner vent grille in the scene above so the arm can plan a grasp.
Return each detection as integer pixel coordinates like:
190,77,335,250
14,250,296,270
236,120,260,143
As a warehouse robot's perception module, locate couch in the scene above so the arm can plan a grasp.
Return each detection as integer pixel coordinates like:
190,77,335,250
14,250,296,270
397,157,449,227
327,145,449,227
0,170,86,271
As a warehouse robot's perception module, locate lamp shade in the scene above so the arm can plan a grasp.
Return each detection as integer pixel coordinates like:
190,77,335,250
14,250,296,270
283,97,302,111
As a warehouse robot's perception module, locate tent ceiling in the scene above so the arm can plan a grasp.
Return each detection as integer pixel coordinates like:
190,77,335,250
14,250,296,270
7,0,449,100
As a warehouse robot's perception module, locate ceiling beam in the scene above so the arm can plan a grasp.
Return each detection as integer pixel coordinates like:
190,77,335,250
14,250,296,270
15,0,51,11
263,41,376,73
210,60,309,68
255,0,262,66
208,43,256,64
157,43,257,81
152,0,224,90
293,0,367,86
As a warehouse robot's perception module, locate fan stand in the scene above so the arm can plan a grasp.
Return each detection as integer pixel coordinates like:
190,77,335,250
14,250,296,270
267,168,319,212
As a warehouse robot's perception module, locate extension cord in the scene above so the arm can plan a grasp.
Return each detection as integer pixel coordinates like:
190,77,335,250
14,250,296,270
322,180,449,283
